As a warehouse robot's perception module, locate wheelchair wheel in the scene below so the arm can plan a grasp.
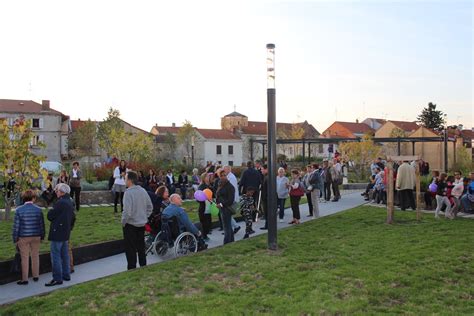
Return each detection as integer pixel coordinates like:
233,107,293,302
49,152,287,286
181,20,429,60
174,232,198,257
145,232,156,255
154,232,169,257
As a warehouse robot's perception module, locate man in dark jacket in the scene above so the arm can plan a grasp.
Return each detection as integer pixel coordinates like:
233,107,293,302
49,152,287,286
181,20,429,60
216,170,236,244
46,183,75,287
239,161,261,206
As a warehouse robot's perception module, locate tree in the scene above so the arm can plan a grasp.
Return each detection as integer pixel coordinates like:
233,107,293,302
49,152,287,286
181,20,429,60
97,108,158,163
0,117,47,220
97,107,124,155
177,120,196,164
417,102,445,132
451,145,474,175
339,134,382,181
68,119,97,157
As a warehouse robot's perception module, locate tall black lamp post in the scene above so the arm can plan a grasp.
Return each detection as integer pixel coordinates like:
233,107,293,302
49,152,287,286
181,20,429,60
191,135,195,167
266,43,277,251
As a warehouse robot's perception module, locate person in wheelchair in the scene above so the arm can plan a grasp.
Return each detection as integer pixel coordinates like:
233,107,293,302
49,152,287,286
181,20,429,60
161,194,208,251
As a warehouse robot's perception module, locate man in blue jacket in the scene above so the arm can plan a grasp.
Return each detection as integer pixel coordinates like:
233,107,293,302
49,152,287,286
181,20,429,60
45,183,75,287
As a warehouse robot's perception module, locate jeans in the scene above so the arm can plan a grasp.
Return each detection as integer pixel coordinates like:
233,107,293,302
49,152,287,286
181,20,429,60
306,193,313,216
461,194,473,212
277,198,286,220
70,187,81,211
123,224,146,270
435,195,451,218
221,207,234,244
50,240,70,282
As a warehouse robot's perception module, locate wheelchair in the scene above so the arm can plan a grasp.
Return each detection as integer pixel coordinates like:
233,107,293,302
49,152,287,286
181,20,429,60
145,216,198,258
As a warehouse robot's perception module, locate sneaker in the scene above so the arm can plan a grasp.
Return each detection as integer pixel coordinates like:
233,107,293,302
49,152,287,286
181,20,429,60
33,277,39,282
260,227,268,230
243,234,249,239
279,219,284,223
233,226,241,234
307,214,313,217
249,230,256,235
17,281,28,285
63,277,71,282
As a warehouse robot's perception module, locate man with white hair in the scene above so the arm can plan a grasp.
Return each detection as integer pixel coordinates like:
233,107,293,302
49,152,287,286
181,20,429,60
162,194,202,237
224,165,241,234
45,183,75,287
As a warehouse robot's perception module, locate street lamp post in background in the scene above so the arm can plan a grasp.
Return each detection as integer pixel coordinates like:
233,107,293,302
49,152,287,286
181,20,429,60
266,43,277,251
444,114,448,173
191,135,195,167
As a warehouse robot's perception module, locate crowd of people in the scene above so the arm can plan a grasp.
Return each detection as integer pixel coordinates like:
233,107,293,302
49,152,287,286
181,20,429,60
12,155,472,286
362,157,474,218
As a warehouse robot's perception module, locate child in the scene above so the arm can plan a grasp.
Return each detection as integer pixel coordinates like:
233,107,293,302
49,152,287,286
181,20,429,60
240,187,256,239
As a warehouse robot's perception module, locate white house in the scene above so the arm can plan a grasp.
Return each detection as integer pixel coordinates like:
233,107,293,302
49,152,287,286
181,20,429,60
0,99,70,161
195,129,243,167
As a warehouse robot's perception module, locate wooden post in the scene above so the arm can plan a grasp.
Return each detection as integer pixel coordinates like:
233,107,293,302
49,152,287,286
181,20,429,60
386,161,394,224
415,162,421,221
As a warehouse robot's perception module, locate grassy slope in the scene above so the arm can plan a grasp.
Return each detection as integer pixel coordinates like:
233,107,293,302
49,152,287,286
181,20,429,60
2,206,473,315
0,198,306,261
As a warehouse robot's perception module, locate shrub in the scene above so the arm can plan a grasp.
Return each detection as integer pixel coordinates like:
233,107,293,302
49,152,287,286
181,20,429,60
82,181,109,191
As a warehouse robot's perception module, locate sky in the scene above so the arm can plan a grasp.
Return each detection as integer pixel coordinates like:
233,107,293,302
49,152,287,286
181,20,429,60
0,0,472,133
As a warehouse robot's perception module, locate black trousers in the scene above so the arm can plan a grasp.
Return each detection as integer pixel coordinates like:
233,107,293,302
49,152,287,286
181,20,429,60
70,187,81,211
399,189,416,211
114,192,124,212
198,205,212,237
290,196,301,220
332,181,340,200
324,183,331,201
123,224,146,270
306,192,313,216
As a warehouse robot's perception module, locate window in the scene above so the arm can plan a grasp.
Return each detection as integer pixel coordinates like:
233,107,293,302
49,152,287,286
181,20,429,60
228,145,233,155
318,144,324,154
216,145,222,155
32,118,40,128
228,161,234,166
31,135,40,146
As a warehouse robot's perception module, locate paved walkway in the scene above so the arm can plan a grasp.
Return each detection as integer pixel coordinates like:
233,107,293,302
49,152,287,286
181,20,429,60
0,191,366,305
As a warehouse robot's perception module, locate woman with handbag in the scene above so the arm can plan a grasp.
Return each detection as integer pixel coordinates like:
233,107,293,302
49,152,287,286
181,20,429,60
289,169,304,224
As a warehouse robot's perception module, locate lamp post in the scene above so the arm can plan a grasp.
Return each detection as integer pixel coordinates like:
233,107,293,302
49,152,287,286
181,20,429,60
266,43,277,251
191,135,195,167
444,114,448,172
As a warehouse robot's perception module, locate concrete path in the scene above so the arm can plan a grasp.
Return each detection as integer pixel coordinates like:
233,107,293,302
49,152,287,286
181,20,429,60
0,191,365,306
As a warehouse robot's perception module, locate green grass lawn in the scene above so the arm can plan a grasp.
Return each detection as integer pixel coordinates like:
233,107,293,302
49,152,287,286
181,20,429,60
2,206,473,314
0,197,306,261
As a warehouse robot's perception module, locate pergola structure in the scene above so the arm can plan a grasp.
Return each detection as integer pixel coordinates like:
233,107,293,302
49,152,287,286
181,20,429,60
250,136,458,166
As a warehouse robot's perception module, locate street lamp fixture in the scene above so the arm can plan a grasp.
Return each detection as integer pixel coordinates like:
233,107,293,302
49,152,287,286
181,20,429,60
266,44,275,89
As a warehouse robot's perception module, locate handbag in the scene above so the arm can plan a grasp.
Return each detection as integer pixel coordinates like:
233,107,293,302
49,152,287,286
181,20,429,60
228,202,239,215
290,185,305,197
10,247,21,274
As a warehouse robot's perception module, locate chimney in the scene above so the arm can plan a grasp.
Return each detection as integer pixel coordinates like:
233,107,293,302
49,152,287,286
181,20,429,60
172,123,176,128
356,119,359,124
42,100,50,110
